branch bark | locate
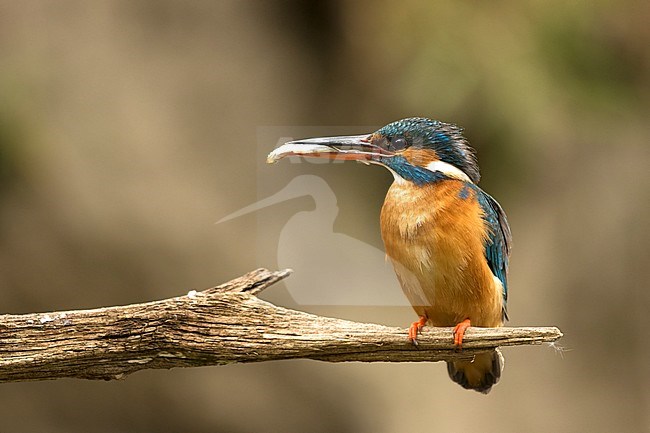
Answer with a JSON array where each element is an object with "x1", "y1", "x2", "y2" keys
[{"x1": 0, "y1": 268, "x2": 562, "y2": 383}]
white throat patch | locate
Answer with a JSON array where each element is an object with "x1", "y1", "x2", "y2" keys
[{"x1": 424, "y1": 160, "x2": 472, "y2": 183}]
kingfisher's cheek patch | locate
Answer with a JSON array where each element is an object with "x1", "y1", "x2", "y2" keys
[{"x1": 401, "y1": 148, "x2": 439, "y2": 167}]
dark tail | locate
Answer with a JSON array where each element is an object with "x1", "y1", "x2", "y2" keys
[{"x1": 446, "y1": 349, "x2": 504, "y2": 394}]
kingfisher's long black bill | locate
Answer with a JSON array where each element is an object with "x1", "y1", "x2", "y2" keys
[{"x1": 267, "y1": 134, "x2": 386, "y2": 164}]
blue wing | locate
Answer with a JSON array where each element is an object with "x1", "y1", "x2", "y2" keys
[{"x1": 476, "y1": 188, "x2": 512, "y2": 320}]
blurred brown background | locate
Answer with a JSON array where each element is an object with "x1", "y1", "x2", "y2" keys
[{"x1": 1, "y1": 1, "x2": 649, "y2": 432}]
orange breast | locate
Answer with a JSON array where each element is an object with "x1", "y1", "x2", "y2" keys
[{"x1": 380, "y1": 180, "x2": 503, "y2": 327}]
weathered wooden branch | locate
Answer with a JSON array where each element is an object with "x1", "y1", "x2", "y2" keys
[{"x1": 0, "y1": 268, "x2": 562, "y2": 382}]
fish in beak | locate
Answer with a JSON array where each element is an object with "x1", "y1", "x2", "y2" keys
[{"x1": 267, "y1": 134, "x2": 389, "y2": 164}]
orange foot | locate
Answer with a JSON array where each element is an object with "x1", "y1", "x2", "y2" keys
[
  {"x1": 408, "y1": 316, "x2": 428, "y2": 346},
  {"x1": 453, "y1": 318, "x2": 472, "y2": 349}
]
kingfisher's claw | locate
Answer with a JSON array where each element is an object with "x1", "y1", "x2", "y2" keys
[
  {"x1": 452, "y1": 318, "x2": 472, "y2": 350},
  {"x1": 407, "y1": 316, "x2": 428, "y2": 346}
]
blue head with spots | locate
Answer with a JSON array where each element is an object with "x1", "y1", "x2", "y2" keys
[{"x1": 369, "y1": 117, "x2": 481, "y2": 184}]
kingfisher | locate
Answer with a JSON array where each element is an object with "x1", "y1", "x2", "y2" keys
[{"x1": 267, "y1": 117, "x2": 512, "y2": 393}]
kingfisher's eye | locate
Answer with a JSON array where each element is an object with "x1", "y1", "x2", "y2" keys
[{"x1": 390, "y1": 137, "x2": 407, "y2": 151}]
